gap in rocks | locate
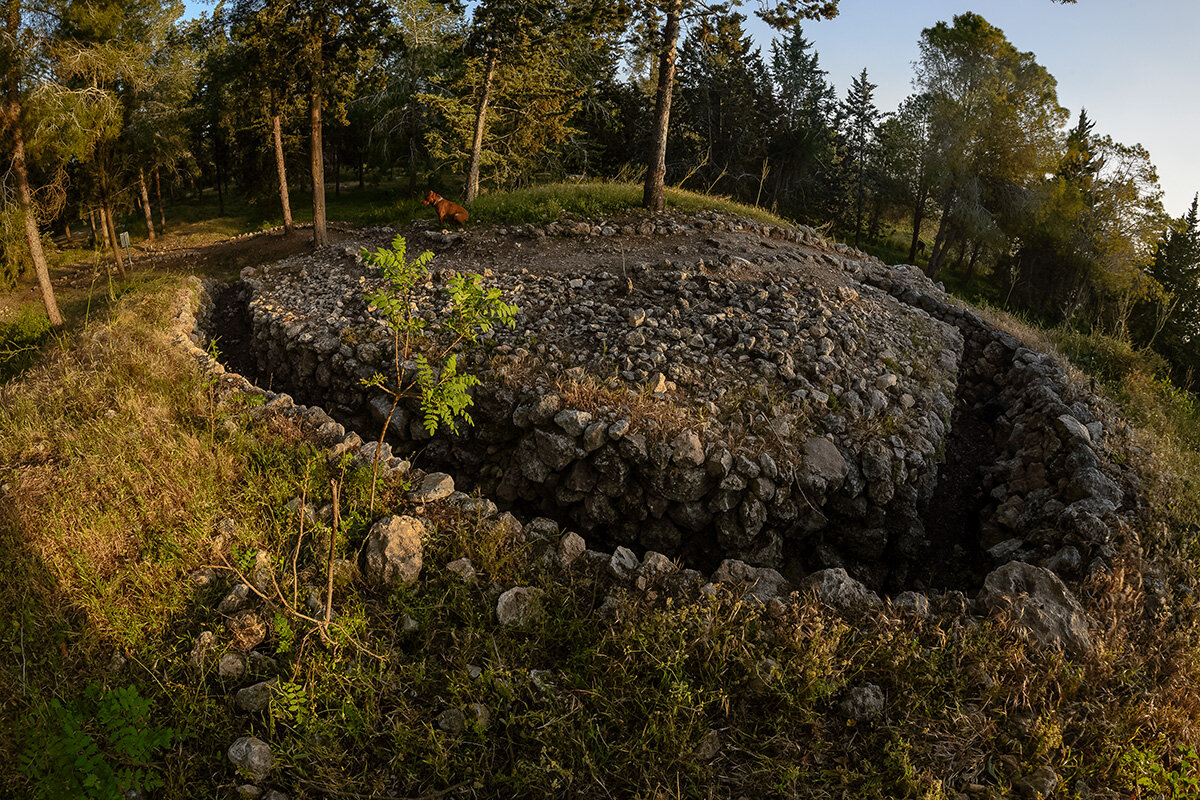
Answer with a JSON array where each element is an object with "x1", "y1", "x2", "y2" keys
[{"x1": 912, "y1": 391, "x2": 997, "y2": 590}]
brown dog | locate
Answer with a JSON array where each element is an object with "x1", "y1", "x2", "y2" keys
[{"x1": 422, "y1": 190, "x2": 469, "y2": 226}]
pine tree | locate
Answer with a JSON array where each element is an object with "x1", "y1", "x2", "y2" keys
[
  {"x1": 763, "y1": 27, "x2": 837, "y2": 222},
  {"x1": 770, "y1": 28, "x2": 833, "y2": 133},
  {"x1": 1146, "y1": 194, "x2": 1200, "y2": 378},
  {"x1": 639, "y1": 0, "x2": 840, "y2": 213},
  {"x1": 840, "y1": 67, "x2": 879, "y2": 245},
  {"x1": 1, "y1": 0, "x2": 63, "y2": 323},
  {"x1": 674, "y1": 12, "x2": 774, "y2": 198}
]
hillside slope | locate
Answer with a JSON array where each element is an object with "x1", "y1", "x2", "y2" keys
[{"x1": 2, "y1": 208, "x2": 1199, "y2": 799}]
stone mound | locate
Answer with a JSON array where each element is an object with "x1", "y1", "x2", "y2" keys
[{"x1": 200, "y1": 211, "x2": 1140, "y2": 592}]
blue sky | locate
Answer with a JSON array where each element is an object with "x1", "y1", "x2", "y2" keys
[
  {"x1": 743, "y1": 0, "x2": 1200, "y2": 217},
  {"x1": 183, "y1": 0, "x2": 1198, "y2": 217}
]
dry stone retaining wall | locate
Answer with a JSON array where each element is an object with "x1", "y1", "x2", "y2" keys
[{"x1": 196, "y1": 214, "x2": 1138, "y2": 593}]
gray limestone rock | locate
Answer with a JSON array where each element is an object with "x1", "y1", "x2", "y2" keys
[
  {"x1": 978, "y1": 561, "x2": 1093, "y2": 656},
  {"x1": 497, "y1": 587, "x2": 543, "y2": 626},
  {"x1": 227, "y1": 736, "x2": 273, "y2": 782},
  {"x1": 670, "y1": 429, "x2": 705, "y2": 467},
  {"x1": 803, "y1": 568, "x2": 880, "y2": 611},
  {"x1": 408, "y1": 472, "x2": 455, "y2": 503},
  {"x1": 361, "y1": 515, "x2": 424, "y2": 589},
  {"x1": 558, "y1": 532, "x2": 586, "y2": 568},
  {"x1": 236, "y1": 680, "x2": 277, "y2": 713},
  {"x1": 839, "y1": 683, "x2": 885, "y2": 720}
]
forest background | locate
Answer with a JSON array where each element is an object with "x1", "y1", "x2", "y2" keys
[{"x1": 4, "y1": 0, "x2": 1200, "y2": 389}]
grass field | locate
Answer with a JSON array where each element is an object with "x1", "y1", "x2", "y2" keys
[{"x1": 3, "y1": 184, "x2": 1200, "y2": 798}]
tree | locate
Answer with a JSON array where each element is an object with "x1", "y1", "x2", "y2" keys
[
  {"x1": 673, "y1": 12, "x2": 774, "y2": 199},
  {"x1": 364, "y1": 0, "x2": 462, "y2": 194},
  {"x1": 639, "y1": 0, "x2": 839, "y2": 213},
  {"x1": 914, "y1": 12, "x2": 1066, "y2": 279},
  {"x1": 2, "y1": 0, "x2": 63, "y2": 324},
  {"x1": 455, "y1": 0, "x2": 620, "y2": 205},
  {"x1": 53, "y1": 0, "x2": 184, "y2": 273},
  {"x1": 1145, "y1": 194, "x2": 1200, "y2": 379},
  {"x1": 767, "y1": 26, "x2": 837, "y2": 221},
  {"x1": 421, "y1": 29, "x2": 588, "y2": 194},
  {"x1": 277, "y1": 0, "x2": 392, "y2": 246},
  {"x1": 840, "y1": 67, "x2": 879, "y2": 245},
  {"x1": 230, "y1": 0, "x2": 307, "y2": 233}
]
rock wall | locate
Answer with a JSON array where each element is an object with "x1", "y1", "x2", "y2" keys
[
  {"x1": 859, "y1": 263, "x2": 1135, "y2": 580},
  {"x1": 198, "y1": 214, "x2": 1138, "y2": 591}
]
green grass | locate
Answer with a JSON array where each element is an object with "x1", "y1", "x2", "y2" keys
[
  {"x1": 470, "y1": 180, "x2": 794, "y2": 227},
  {"x1": 0, "y1": 302, "x2": 54, "y2": 382},
  {"x1": 1, "y1": 276, "x2": 1200, "y2": 799}
]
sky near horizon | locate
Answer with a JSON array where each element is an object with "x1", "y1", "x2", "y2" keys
[
  {"x1": 746, "y1": 0, "x2": 1198, "y2": 217},
  {"x1": 182, "y1": 0, "x2": 1199, "y2": 217}
]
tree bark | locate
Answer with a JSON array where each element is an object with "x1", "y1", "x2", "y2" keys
[
  {"x1": 138, "y1": 167, "x2": 156, "y2": 243},
  {"x1": 643, "y1": 0, "x2": 682, "y2": 213},
  {"x1": 215, "y1": 159, "x2": 225, "y2": 216},
  {"x1": 97, "y1": 206, "x2": 111, "y2": 248},
  {"x1": 88, "y1": 207, "x2": 97, "y2": 245},
  {"x1": 464, "y1": 47, "x2": 498, "y2": 206},
  {"x1": 926, "y1": 191, "x2": 954, "y2": 279},
  {"x1": 964, "y1": 239, "x2": 983, "y2": 283},
  {"x1": 154, "y1": 167, "x2": 166, "y2": 233},
  {"x1": 270, "y1": 89, "x2": 293, "y2": 233},
  {"x1": 333, "y1": 141, "x2": 340, "y2": 196},
  {"x1": 100, "y1": 196, "x2": 125, "y2": 276},
  {"x1": 64, "y1": 220, "x2": 71, "y2": 241},
  {"x1": 310, "y1": 89, "x2": 327, "y2": 247},
  {"x1": 907, "y1": 181, "x2": 928, "y2": 264},
  {"x1": 3, "y1": 73, "x2": 63, "y2": 326}
]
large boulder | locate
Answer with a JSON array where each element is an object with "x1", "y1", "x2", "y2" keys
[
  {"x1": 361, "y1": 515, "x2": 424, "y2": 589},
  {"x1": 798, "y1": 437, "x2": 848, "y2": 497},
  {"x1": 802, "y1": 568, "x2": 880, "y2": 611},
  {"x1": 978, "y1": 561, "x2": 1093, "y2": 656}
]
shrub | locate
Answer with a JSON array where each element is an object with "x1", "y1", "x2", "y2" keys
[{"x1": 19, "y1": 684, "x2": 173, "y2": 800}]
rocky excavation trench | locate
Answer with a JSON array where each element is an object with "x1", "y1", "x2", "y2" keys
[{"x1": 199, "y1": 213, "x2": 1138, "y2": 595}]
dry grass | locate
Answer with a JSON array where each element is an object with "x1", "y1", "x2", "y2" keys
[
  {"x1": 5, "y1": 197, "x2": 1200, "y2": 799},
  {"x1": 0, "y1": 280, "x2": 242, "y2": 646}
]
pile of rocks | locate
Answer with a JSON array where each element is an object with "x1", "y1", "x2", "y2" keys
[
  {"x1": 170, "y1": 275, "x2": 1113, "y2": 794},
  {"x1": 197, "y1": 210, "x2": 1136, "y2": 593}
]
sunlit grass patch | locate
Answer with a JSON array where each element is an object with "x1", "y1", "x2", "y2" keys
[{"x1": 470, "y1": 180, "x2": 793, "y2": 228}]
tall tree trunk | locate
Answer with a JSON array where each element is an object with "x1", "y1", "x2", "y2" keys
[
  {"x1": 270, "y1": 89, "x2": 293, "y2": 233},
  {"x1": 907, "y1": 182, "x2": 928, "y2": 263},
  {"x1": 98, "y1": 206, "x2": 111, "y2": 248},
  {"x1": 3, "y1": 72, "x2": 63, "y2": 326},
  {"x1": 643, "y1": 0, "x2": 682, "y2": 213},
  {"x1": 64, "y1": 220, "x2": 71, "y2": 241},
  {"x1": 215, "y1": 159, "x2": 225, "y2": 216},
  {"x1": 310, "y1": 89, "x2": 327, "y2": 247},
  {"x1": 952, "y1": 238, "x2": 968, "y2": 272},
  {"x1": 100, "y1": 195, "x2": 125, "y2": 276},
  {"x1": 926, "y1": 191, "x2": 954, "y2": 279},
  {"x1": 138, "y1": 168, "x2": 156, "y2": 243},
  {"x1": 964, "y1": 239, "x2": 983, "y2": 283},
  {"x1": 88, "y1": 207, "x2": 97, "y2": 246},
  {"x1": 154, "y1": 167, "x2": 166, "y2": 233},
  {"x1": 854, "y1": 154, "x2": 865, "y2": 246},
  {"x1": 465, "y1": 47, "x2": 498, "y2": 206}
]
